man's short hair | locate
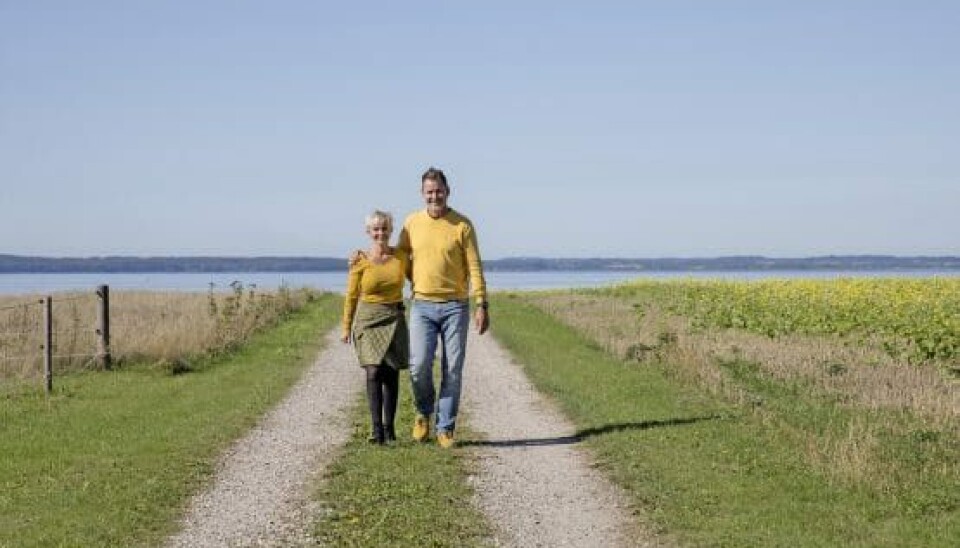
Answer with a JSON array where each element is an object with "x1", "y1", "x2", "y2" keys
[{"x1": 421, "y1": 167, "x2": 449, "y2": 190}]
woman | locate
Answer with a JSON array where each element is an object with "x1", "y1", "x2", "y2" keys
[{"x1": 341, "y1": 210, "x2": 410, "y2": 444}]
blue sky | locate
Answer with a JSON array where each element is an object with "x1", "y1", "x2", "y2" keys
[{"x1": 2, "y1": 1, "x2": 957, "y2": 258}]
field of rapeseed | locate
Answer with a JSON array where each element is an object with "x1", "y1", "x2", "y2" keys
[{"x1": 616, "y1": 278, "x2": 960, "y2": 365}]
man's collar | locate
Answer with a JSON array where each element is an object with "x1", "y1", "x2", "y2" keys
[{"x1": 425, "y1": 207, "x2": 451, "y2": 219}]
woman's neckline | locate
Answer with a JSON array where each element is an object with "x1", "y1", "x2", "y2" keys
[{"x1": 367, "y1": 246, "x2": 394, "y2": 265}]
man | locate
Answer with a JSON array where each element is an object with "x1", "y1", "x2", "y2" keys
[{"x1": 398, "y1": 167, "x2": 489, "y2": 448}]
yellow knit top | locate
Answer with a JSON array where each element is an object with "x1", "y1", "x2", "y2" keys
[
  {"x1": 341, "y1": 248, "x2": 409, "y2": 337},
  {"x1": 397, "y1": 208, "x2": 487, "y2": 305}
]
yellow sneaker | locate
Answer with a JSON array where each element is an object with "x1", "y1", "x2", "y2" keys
[
  {"x1": 437, "y1": 431, "x2": 456, "y2": 449},
  {"x1": 412, "y1": 414, "x2": 430, "y2": 442}
]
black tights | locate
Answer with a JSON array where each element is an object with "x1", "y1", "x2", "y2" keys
[{"x1": 365, "y1": 365, "x2": 399, "y2": 438}]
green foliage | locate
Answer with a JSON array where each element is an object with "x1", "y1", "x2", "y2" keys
[{"x1": 614, "y1": 278, "x2": 960, "y2": 365}]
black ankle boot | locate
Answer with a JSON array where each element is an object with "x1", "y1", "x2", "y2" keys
[
  {"x1": 384, "y1": 424, "x2": 396, "y2": 443},
  {"x1": 369, "y1": 425, "x2": 385, "y2": 445}
]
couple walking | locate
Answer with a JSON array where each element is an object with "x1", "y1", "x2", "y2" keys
[{"x1": 340, "y1": 167, "x2": 489, "y2": 448}]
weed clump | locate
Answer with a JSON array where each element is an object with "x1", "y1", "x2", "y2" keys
[
  {"x1": 157, "y1": 357, "x2": 193, "y2": 376},
  {"x1": 206, "y1": 282, "x2": 317, "y2": 356}
]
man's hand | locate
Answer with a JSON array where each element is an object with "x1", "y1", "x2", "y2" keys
[
  {"x1": 474, "y1": 306, "x2": 489, "y2": 335},
  {"x1": 347, "y1": 249, "x2": 366, "y2": 268},
  {"x1": 341, "y1": 333, "x2": 350, "y2": 344}
]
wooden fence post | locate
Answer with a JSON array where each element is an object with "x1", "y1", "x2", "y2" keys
[
  {"x1": 43, "y1": 296, "x2": 52, "y2": 394},
  {"x1": 96, "y1": 285, "x2": 112, "y2": 370}
]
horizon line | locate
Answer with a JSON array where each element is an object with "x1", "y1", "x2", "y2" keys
[{"x1": 3, "y1": 253, "x2": 960, "y2": 261}]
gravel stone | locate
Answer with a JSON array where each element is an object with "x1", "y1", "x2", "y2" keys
[
  {"x1": 462, "y1": 332, "x2": 661, "y2": 547},
  {"x1": 165, "y1": 330, "x2": 360, "y2": 547}
]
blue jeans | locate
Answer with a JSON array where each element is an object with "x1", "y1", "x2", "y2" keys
[{"x1": 408, "y1": 299, "x2": 470, "y2": 433}]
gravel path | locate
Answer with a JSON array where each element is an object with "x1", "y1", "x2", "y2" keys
[
  {"x1": 166, "y1": 330, "x2": 360, "y2": 548},
  {"x1": 462, "y1": 332, "x2": 657, "y2": 547},
  {"x1": 163, "y1": 328, "x2": 657, "y2": 547}
]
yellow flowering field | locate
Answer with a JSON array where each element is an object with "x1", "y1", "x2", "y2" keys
[{"x1": 616, "y1": 277, "x2": 960, "y2": 365}]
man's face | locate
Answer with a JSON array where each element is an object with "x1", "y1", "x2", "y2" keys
[{"x1": 422, "y1": 178, "x2": 449, "y2": 218}]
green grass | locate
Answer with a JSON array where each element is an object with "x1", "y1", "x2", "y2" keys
[
  {"x1": 490, "y1": 293, "x2": 959, "y2": 547},
  {"x1": 312, "y1": 372, "x2": 491, "y2": 547},
  {"x1": 0, "y1": 294, "x2": 341, "y2": 548}
]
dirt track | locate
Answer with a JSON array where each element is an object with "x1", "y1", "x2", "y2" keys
[
  {"x1": 462, "y1": 331, "x2": 656, "y2": 547},
  {"x1": 165, "y1": 330, "x2": 359, "y2": 547},
  {"x1": 165, "y1": 328, "x2": 655, "y2": 547}
]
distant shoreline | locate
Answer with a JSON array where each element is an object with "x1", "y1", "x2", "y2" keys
[{"x1": 2, "y1": 254, "x2": 959, "y2": 273}]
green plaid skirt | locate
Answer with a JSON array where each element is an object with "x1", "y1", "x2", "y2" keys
[{"x1": 351, "y1": 301, "x2": 409, "y2": 369}]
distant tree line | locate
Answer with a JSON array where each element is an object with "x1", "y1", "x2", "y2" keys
[
  {"x1": 488, "y1": 256, "x2": 960, "y2": 271},
  {"x1": 2, "y1": 254, "x2": 958, "y2": 273},
  {"x1": 0, "y1": 255, "x2": 345, "y2": 273}
]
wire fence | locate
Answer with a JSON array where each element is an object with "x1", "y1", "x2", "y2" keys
[
  {"x1": 1, "y1": 283, "x2": 322, "y2": 394},
  {"x1": 0, "y1": 300, "x2": 43, "y2": 312},
  {"x1": 0, "y1": 288, "x2": 107, "y2": 393}
]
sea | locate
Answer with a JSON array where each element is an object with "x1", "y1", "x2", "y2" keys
[{"x1": 0, "y1": 269, "x2": 957, "y2": 296}]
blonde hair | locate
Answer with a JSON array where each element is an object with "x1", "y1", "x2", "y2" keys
[{"x1": 364, "y1": 210, "x2": 393, "y2": 232}]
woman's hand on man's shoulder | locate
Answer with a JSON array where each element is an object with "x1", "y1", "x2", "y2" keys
[{"x1": 347, "y1": 249, "x2": 367, "y2": 268}]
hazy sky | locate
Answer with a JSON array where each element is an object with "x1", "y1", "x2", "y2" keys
[{"x1": 2, "y1": 1, "x2": 958, "y2": 259}]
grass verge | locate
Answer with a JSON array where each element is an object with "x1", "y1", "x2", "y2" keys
[
  {"x1": 0, "y1": 294, "x2": 341, "y2": 547},
  {"x1": 312, "y1": 371, "x2": 491, "y2": 547},
  {"x1": 490, "y1": 294, "x2": 959, "y2": 547}
]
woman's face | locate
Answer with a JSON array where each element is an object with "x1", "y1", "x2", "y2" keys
[{"x1": 367, "y1": 221, "x2": 391, "y2": 245}]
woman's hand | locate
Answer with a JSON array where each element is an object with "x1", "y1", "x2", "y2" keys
[
  {"x1": 347, "y1": 249, "x2": 367, "y2": 268},
  {"x1": 341, "y1": 333, "x2": 350, "y2": 344}
]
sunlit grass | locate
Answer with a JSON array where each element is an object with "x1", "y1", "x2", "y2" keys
[
  {"x1": 0, "y1": 294, "x2": 340, "y2": 547},
  {"x1": 312, "y1": 372, "x2": 491, "y2": 547}
]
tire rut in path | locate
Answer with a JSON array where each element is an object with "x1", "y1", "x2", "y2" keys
[
  {"x1": 166, "y1": 329, "x2": 360, "y2": 548},
  {"x1": 462, "y1": 332, "x2": 658, "y2": 547}
]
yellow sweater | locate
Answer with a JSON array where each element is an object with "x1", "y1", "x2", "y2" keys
[
  {"x1": 341, "y1": 248, "x2": 409, "y2": 337},
  {"x1": 397, "y1": 208, "x2": 487, "y2": 305}
]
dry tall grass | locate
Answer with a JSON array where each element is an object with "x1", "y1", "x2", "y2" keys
[
  {"x1": 0, "y1": 285, "x2": 319, "y2": 381},
  {"x1": 525, "y1": 292, "x2": 958, "y2": 423},
  {"x1": 522, "y1": 290, "x2": 959, "y2": 490}
]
